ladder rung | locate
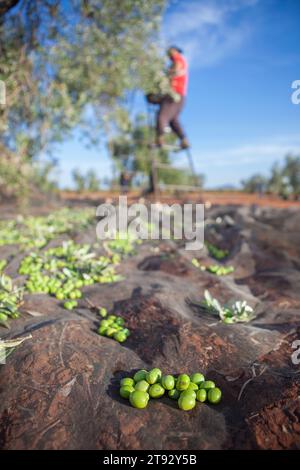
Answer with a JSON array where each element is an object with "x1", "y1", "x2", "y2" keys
[
  {"x1": 158, "y1": 184, "x2": 200, "y2": 192},
  {"x1": 155, "y1": 163, "x2": 193, "y2": 172},
  {"x1": 155, "y1": 163, "x2": 179, "y2": 170},
  {"x1": 160, "y1": 144, "x2": 182, "y2": 152}
]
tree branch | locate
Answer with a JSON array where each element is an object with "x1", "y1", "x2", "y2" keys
[{"x1": 0, "y1": 0, "x2": 20, "y2": 17}]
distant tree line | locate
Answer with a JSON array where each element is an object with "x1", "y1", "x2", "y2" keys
[
  {"x1": 241, "y1": 154, "x2": 300, "y2": 200},
  {"x1": 71, "y1": 168, "x2": 101, "y2": 192}
]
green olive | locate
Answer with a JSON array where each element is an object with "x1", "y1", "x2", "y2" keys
[
  {"x1": 106, "y1": 327, "x2": 118, "y2": 337},
  {"x1": 186, "y1": 382, "x2": 198, "y2": 392},
  {"x1": 113, "y1": 331, "x2": 127, "y2": 343},
  {"x1": 168, "y1": 389, "x2": 180, "y2": 400},
  {"x1": 190, "y1": 373, "x2": 205, "y2": 386},
  {"x1": 0, "y1": 312, "x2": 8, "y2": 322},
  {"x1": 129, "y1": 390, "x2": 149, "y2": 409},
  {"x1": 149, "y1": 383, "x2": 165, "y2": 398},
  {"x1": 178, "y1": 393, "x2": 196, "y2": 411},
  {"x1": 161, "y1": 375, "x2": 175, "y2": 391},
  {"x1": 146, "y1": 368, "x2": 162, "y2": 385},
  {"x1": 180, "y1": 389, "x2": 196, "y2": 400},
  {"x1": 119, "y1": 385, "x2": 135, "y2": 399},
  {"x1": 99, "y1": 307, "x2": 107, "y2": 317},
  {"x1": 64, "y1": 301, "x2": 74, "y2": 310},
  {"x1": 135, "y1": 380, "x2": 150, "y2": 393},
  {"x1": 133, "y1": 370, "x2": 148, "y2": 382},
  {"x1": 120, "y1": 377, "x2": 135, "y2": 387},
  {"x1": 199, "y1": 380, "x2": 215, "y2": 390},
  {"x1": 98, "y1": 326, "x2": 107, "y2": 335},
  {"x1": 176, "y1": 374, "x2": 190, "y2": 391},
  {"x1": 196, "y1": 389, "x2": 207, "y2": 402},
  {"x1": 207, "y1": 387, "x2": 222, "y2": 404}
]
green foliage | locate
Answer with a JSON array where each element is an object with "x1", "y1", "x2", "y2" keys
[
  {"x1": 0, "y1": 152, "x2": 58, "y2": 201},
  {"x1": 110, "y1": 114, "x2": 204, "y2": 187},
  {"x1": 0, "y1": 207, "x2": 94, "y2": 248},
  {"x1": 104, "y1": 232, "x2": 141, "y2": 256},
  {"x1": 72, "y1": 168, "x2": 101, "y2": 192},
  {"x1": 202, "y1": 290, "x2": 256, "y2": 324},
  {"x1": 1, "y1": 0, "x2": 166, "y2": 152},
  {"x1": 268, "y1": 155, "x2": 300, "y2": 199},
  {"x1": 0, "y1": 151, "x2": 29, "y2": 200},
  {"x1": 31, "y1": 158, "x2": 59, "y2": 194},
  {"x1": 19, "y1": 240, "x2": 122, "y2": 305},
  {"x1": 0, "y1": 274, "x2": 23, "y2": 327},
  {"x1": 191, "y1": 259, "x2": 234, "y2": 276},
  {"x1": 241, "y1": 174, "x2": 268, "y2": 194},
  {"x1": 241, "y1": 154, "x2": 300, "y2": 199},
  {"x1": 0, "y1": 207, "x2": 141, "y2": 324},
  {"x1": 109, "y1": 114, "x2": 160, "y2": 176},
  {"x1": 284, "y1": 155, "x2": 300, "y2": 196},
  {"x1": 0, "y1": 260, "x2": 7, "y2": 272},
  {"x1": 98, "y1": 314, "x2": 130, "y2": 343},
  {"x1": 0, "y1": 0, "x2": 166, "y2": 198},
  {"x1": 205, "y1": 242, "x2": 228, "y2": 260}
]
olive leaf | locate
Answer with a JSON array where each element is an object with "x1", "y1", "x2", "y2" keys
[
  {"x1": 203, "y1": 290, "x2": 223, "y2": 315},
  {"x1": 0, "y1": 334, "x2": 32, "y2": 363},
  {"x1": 0, "y1": 274, "x2": 12, "y2": 292},
  {"x1": 0, "y1": 334, "x2": 32, "y2": 349},
  {"x1": 24, "y1": 310, "x2": 44, "y2": 317},
  {"x1": 0, "y1": 274, "x2": 23, "y2": 326},
  {"x1": 202, "y1": 290, "x2": 256, "y2": 324}
]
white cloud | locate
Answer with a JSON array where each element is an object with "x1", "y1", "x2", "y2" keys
[
  {"x1": 164, "y1": 0, "x2": 260, "y2": 67},
  {"x1": 189, "y1": 133, "x2": 300, "y2": 187},
  {"x1": 194, "y1": 134, "x2": 300, "y2": 169}
]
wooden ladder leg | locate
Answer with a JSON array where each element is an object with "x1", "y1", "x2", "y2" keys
[
  {"x1": 151, "y1": 155, "x2": 159, "y2": 200},
  {"x1": 186, "y1": 148, "x2": 198, "y2": 186}
]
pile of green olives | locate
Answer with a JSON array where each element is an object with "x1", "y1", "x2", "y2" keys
[
  {"x1": 119, "y1": 368, "x2": 222, "y2": 410},
  {"x1": 19, "y1": 241, "x2": 120, "y2": 309},
  {"x1": 0, "y1": 208, "x2": 95, "y2": 249},
  {"x1": 98, "y1": 308, "x2": 130, "y2": 343},
  {"x1": 0, "y1": 273, "x2": 23, "y2": 326}
]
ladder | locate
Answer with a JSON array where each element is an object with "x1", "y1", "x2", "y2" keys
[
  {"x1": 150, "y1": 145, "x2": 200, "y2": 197},
  {"x1": 146, "y1": 101, "x2": 201, "y2": 197}
]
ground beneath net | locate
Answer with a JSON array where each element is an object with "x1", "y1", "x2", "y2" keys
[{"x1": 0, "y1": 203, "x2": 299, "y2": 450}]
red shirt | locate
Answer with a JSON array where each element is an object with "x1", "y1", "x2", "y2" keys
[{"x1": 170, "y1": 52, "x2": 188, "y2": 96}]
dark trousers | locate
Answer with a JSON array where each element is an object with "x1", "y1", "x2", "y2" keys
[{"x1": 156, "y1": 95, "x2": 186, "y2": 139}]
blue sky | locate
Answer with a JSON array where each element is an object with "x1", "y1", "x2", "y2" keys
[{"x1": 55, "y1": 0, "x2": 300, "y2": 189}]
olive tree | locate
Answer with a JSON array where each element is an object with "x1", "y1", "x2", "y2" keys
[{"x1": 0, "y1": 0, "x2": 166, "y2": 198}]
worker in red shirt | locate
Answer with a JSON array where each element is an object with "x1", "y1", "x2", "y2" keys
[{"x1": 156, "y1": 46, "x2": 189, "y2": 149}]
